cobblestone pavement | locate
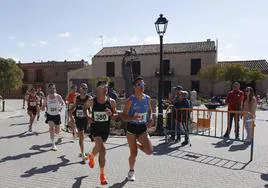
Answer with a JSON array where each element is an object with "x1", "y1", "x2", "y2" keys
[{"x1": 0, "y1": 100, "x2": 268, "y2": 188}]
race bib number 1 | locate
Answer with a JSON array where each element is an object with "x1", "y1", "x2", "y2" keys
[{"x1": 94, "y1": 112, "x2": 109, "y2": 122}]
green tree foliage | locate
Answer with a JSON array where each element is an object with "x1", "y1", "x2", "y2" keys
[
  {"x1": 217, "y1": 64, "x2": 246, "y2": 83},
  {"x1": 0, "y1": 58, "x2": 23, "y2": 98},
  {"x1": 245, "y1": 68, "x2": 267, "y2": 83}
]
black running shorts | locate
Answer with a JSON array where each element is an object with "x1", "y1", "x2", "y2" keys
[
  {"x1": 45, "y1": 113, "x2": 61, "y2": 125},
  {"x1": 75, "y1": 118, "x2": 88, "y2": 132},
  {"x1": 90, "y1": 123, "x2": 110, "y2": 142},
  {"x1": 127, "y1": 123, "x2": 147, "y2": 136}
]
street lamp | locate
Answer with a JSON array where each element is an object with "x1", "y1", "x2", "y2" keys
[{"x1": 155, "y1": 14, "x2": 168, "y2": 134}]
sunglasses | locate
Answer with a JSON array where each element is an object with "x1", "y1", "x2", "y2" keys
[
  {"x1": 136, "y1": 82, "x2": 145, "y2": 88},
  {"x1": 244, "y1": 90, "x2": 249, "y2": 92},
  {"x1": 98, "y1": 85, "x2": 108, "y2": 88},
  {"x1": 81, "y1": 87, "x2": 88, "y2": 90},
  {"x1": 49, "y1": 87, "x2": 55, "y2": 89}
]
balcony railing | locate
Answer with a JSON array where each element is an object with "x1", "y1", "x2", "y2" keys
[{"x1": 155, "y1": 68, "x2": 174, "y2": 76}]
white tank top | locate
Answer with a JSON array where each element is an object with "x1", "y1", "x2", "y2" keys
[{"x1": 46, "y1": 94, "x2": 61, "y2": 115}]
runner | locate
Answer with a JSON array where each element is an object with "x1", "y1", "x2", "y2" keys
[
  {"x1": 65, "y1": 85, "x2": 79, "y2": 140},
  {"x1": 25, "y1": 88, "x2": 40, "y2": 132},
  {"x1": 23, "y1": 89, "x2": 30, "y2": 109},
  {"x1": 43, "y1": 83, "x2": 65, "y2": 151},
  {"x1": 122, "y1": 77, "x2": 153, "y2": 181},
  {"x1": 84, "y1": 80, "x2": 118, "y2": 185},
  {"x1": 70, "y1": 83, "x2": 91, "y2": 162},
  {"x1": 36, "y1": 86, "x2": 45, "y2": 121}
]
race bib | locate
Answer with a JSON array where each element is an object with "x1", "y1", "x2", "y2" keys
[
  {"x1": 94, "y1": 111, "x2": 109, "y2": 122},
  {"x1": 50, "y1": 107, "x2": 58, "y2": 112},
  {"x1": 134, "y1": 113, "x2": 147, "y2": 123},
  {"x1": 76, "y1": 109, "x2": 85, "y2": 117},
  {"x1": 30, "y1": 102, "x2": 37, "y2": 106}
]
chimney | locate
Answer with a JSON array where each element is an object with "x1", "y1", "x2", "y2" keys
[{"x1": 207, "y1": 39, "x2": 211, "y2": 42}]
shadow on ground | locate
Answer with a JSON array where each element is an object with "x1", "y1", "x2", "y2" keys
[
  {"x1": 0, "y1": 139, "x2": 71, "y2": 163},
  {"x1": 21, "y1": 155, "x2": 80, "y2": 177},
  {"x1": 109, "y1": 178, "x2": 128, "y2": 188},
  {"x1": 72, "y1": 176, "x2": 88, "y2": 188},
  {"x1": 0, "y1": 131, "x2": 48, "y2": 140},
  {"x1": 153, "y1": 141, "x2": 251, "y2": 170},
  {"x1": 10, "y1": 122, "x2": 29, "y2": 126}
]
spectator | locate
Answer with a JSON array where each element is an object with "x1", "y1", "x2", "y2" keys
[
  {"x1": 223, "y1": 82, "x2": 244, "y2": 139},
  {"x1": 242, "y1": 87, "x2": 257, "y2": 141},
  {"x1": 171, "y1": 90, "x2": 191, "y2": 145},
  {"x1": 108, "y1": 84, "x2": 118, "y2": 101}
]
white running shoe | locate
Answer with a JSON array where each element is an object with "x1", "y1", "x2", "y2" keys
[
  {"x1": 51, "y1": 143, "x2": 57, "y2": 151},
  {"x1": 127, "y1": 170, "x2": 135, "y2": 181}
]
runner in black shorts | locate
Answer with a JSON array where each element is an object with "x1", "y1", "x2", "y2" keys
[
  {"x1": 84, "y1": 80, "x2": 118, "y2": 185},
  {"x1": 122, "y1": 77, "x2": 153, "y2": 181},
  {"x1": 43, "y1": 83, "x2": 64, "y2": 151},
  {"x1": 70, "y1": 83, "x2": 91, "y2": 162}
]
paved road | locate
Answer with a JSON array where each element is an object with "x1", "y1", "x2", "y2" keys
[{"x1": 0, "y1": 100, "x2": 268, "y2": 188}]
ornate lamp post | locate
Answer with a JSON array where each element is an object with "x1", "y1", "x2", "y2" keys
[{"x1": 155, "y1": 14, "x2": 168, "y2": 134}]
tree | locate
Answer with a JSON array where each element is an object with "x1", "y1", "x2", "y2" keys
[
  {"x1": 245, "y1": 68, "x2": 267, "y2": 83},
  {"x1": 0, "y1": 58, "x2": 23, "y2": 99},
  {"x1": 198, "y1": 64, "x2": 222, "y2": 97},
  {"x1": 217, "y1": 64, "x2": 247, "y2": 83}
]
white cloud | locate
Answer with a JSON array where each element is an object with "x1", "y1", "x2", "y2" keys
[
  {"x1": 17, "y1": 42, "x2": 25, "y2": 48},
  {"x1": 58, "y1": 32, "x2": 71, "y2": 38},
  {"x1": 39, "y1": 41, "x2": 48, "y2": 46}
]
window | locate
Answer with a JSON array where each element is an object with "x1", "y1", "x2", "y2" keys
[
  {"x1": 23, "y1": 69, "x2": 28, "y2": 82},
  {"x1": 191, "y1": 58, "x2": 201, "y2": 75},
  {"x1": 36, "y1": 69, "x2": 44, "y2": 82},
  {"x1": 106, "y1": 62, "x2": 115, "y2": 77},
  {"x1": 163, "y1": 59, "x2": 170, "y2": 75},
  {"x1": 191, "y1": 80, "x2": 200, "y2": 92},
  {"x1": 132, "y1": 61, "x2": 141, "y2": 77}
]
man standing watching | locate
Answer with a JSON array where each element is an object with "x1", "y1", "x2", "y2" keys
[{"x1": 223, "y1": 82, "x2": 244, "y2": 139}]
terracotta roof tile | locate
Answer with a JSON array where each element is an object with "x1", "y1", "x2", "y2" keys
[
  {"x1": 94, "y1": 40, "x2": 216, "y2": 57},
  {"x1": 218, "y1": 60, "x2": 268, "y2": 72}
]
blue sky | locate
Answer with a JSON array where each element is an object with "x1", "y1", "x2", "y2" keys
[{"x1": 0, "y1": 0, "x2": 267, "y2": 63}]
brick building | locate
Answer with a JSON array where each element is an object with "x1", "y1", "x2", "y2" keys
[{"x1": 8, "y1": 60, "x2": 87, "y2": 99}]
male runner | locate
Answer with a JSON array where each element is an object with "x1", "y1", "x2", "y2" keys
[
  {"x1": 65, "y1": 85, "x2": 79, "y2": 140},
  {"x1": 122, "y1": 77, "x2": 153, "y2": 181},
  {"x1": 70, "y1": 83, "x2": 91, "y2": 162},
  {"x1": 84, "y1": 80, "x2": 118, "y2": 185},
  {"x1": 43, "y1": 83, "x2": 64, "y2": 151},
  {"x1": 25, "y1": 88, "x2": 40, "y2": 132},
  {"x1": 36, "y1": 86, "x2": 45, "y2": 121}
]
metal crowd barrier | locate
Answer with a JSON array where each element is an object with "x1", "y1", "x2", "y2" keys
[{"x1": 164, "y1": 105, "x2": 255, "y2": 161}]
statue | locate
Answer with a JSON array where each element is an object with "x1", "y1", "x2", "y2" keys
[{"x1": 122, "y1": 47, "x2": 138, "y2": 98}]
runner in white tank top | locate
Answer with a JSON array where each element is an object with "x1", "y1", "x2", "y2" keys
[{"x1": 43, "y1": 83, "x2": 64, "y2": 151}]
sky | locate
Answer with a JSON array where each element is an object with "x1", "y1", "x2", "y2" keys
[{"x1": 0, "y1": 0, "x2": 267, "y2": 63}]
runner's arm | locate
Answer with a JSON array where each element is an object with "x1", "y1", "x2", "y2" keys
[
  {"x1": 110, "y1": 98, "x2": 118, "y2": 120},
  {"x1": 146, "y1": 97, "x2": 153, "y2": 127},
  {"x1": 84, "y1": 97, "x2": 93, "y2": 122},
  {"x1": 121, "y1": 99, "x2": 140, "y2": 121}
]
